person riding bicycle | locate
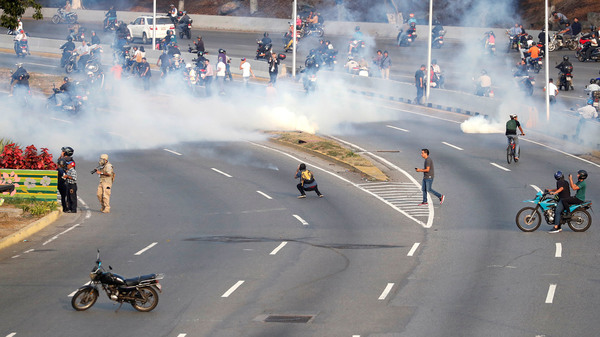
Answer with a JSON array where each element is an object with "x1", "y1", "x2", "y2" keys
[
  {"x1": 547, "y1": 171, "x2": 570, "y2": 233},
  {"x1": 505, "y1": 114, "x2": 525, "y2": 161}
]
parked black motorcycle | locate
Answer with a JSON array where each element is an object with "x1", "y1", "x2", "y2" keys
[
  {"x1": 71, "y1": 250, "x2": 164, "y2": 312},
  {"x1": 179, "y1": 19, "x2": 192, "y2": 40}
]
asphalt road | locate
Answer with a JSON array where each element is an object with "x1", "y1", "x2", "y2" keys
[
  {"x1": 1, "y1": 18, "x2": 600, "y2": 337},
  {"x1": 0, "y1": 94, "x2": 599, "y2": 336},
  {"x1": 5, "y1": 18, "x2": 600, "y2": 106}
]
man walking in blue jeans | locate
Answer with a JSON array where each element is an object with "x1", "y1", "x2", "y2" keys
[{"x1": 415, "y1": 148, "x2": 445, "y2": 205}]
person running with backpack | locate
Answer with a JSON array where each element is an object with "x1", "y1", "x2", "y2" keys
[{"x1": 295, "y1": 163, "x2": 323, "y2": 198}]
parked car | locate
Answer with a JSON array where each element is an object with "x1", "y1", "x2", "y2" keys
[{"x1": 128, "y1": 15, "x2": 175, "y2": 44}]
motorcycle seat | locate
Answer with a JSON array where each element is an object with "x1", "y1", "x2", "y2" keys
[{"x1": 124, "y1": 273, "x2": 157, "y2": 286}]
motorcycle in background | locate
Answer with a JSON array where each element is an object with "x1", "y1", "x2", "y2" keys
[{"x1": 52, "y1": 8, "x2": 78, "y2": 24}]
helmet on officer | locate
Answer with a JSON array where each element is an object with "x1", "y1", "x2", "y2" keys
[{"x1": 61, "y1": 146, "x2": 74, "y2": 156}]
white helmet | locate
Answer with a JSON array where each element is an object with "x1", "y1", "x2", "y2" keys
[{"x1": 186, "y1": 63, "x2": 192, "y2": 68}]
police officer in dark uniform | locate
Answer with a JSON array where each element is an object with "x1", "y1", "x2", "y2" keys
[
  {"x1": 10, "y1": 63, "x2": 30, "y2": 96},
  {"x1": 57, "y1": 158, "x2": 69, "y2": 212}
]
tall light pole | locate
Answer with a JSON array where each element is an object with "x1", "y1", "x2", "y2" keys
[
  {"x1": 152, "y1": 0, "x2": 156, "y2": 50},
  {"x1": 544, "y1": 0, "x2": 550, "y2": 120},
  {"x1": 292, "y1": 0, "x2": 297, "y2": 78},
  {"x1": 425, "y1": 0, "x2": 433, "y2": 100}
]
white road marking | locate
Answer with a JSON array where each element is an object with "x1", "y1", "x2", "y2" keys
[
  {"x1": 25, "y1": 62, "x2": 59, "y2": 68},
  {"x1": 523, "y1": 138, "x2": 600, "y2": 169},
  {"x1": 378, "y1": 283, "x2": 395, "y2": 300},
  {"x1": 49, "y1": 117, "x2": 73, "y2": 124},
  {"x1": 386, "y1": 125, "x2": 410, "y2": 132},
  {"x1": 293, "y1": 214, "x2": 309, "y2": 226},
  {"x1": 6, "y1": 333, "x2": 17, "y2": 337},
  {"x1": 530, "y1": 184, "x2": 542, "y2": 193},
  {"x1": 11, "y1": 249, "x2": 34, "y2": 259},
  {"x1": 545, "y1": 284, "x2": 557, "y2": 303},
  {"x1": 555, "y1": 243, "x2": 562, "y2": 258},
  {"x1": 211, "y1": 168, "x2": 232, "y2": 177},
  {"x1": 407, "y1": 242, "x2": 420, "y2": 256},
  {"x1": 249, "y1": 140, "x2": 432, "y2": 228},
  {"x1": 177, "y1": 334, "x2": 187, "y2": 337},
  {"x1": 164, "y1": 148, "x2": 183, "y2": 156},
  {"x1": 222, "y1": 280, "x2": 245, "y2": 298},
  {"x1": 442, "y1": 141, "x2": 463, "y2": 151},
  {"x1": 490, "y1": 162, "x2": 511, "y2": 172},
  {"x1": 256, "y1": 191, "x2": 273, "y2": 199},
  {"x1": 270, "y1": 241, "x2": 288, "y2": 255},
  {"x1": 42, "y1": 223, "x2": 80, "y2": 246},
  {"x1": 134, "y1": 242, "x2": 158, "y2": 255}
]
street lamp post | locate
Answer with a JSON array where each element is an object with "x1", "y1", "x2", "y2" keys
[
  {"x1": 425, "y1": 0, "x2": 433, "y2": 100},
  {"x1": 544, "y1": 0, "x2": 550, "y2": 120},
  {"x1": 292, "y1": 0, "x2": 297, "y2": 78}
]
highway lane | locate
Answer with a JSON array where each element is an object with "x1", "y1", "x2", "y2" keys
[
  {"x1": 0, "y1": 140, "x2": 425, "y2": 337},
  {"x1": 331, "y1": 101, "x2": 600, "y2": 336}
]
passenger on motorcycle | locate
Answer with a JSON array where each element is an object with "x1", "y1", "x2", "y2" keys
[
  {"x1": 407, "y1": 13, "x2": 417, "y2": 25},
  {"x1": 9, "y1": 63, "x2": 29, "y2": 96},
  {"x1": 352, "y1": 26, "x2": 363, "y2": 41},
  {"x1": 581, "y1": 32, "x2": 598, "y2": 61},
  {"x1": 547, "y1": 171, "x2": 570, "y2": 233},
  {"x1": 76, "y1": 40, "x2": 91, "y2": 71},
  {"x1": 514, "y1": 59, "x2": 528, "y2": 77},
  {"x1": 558, "y1": 22, "x2": 574, "y2": 38},
  {"x1": 563, "y1": 170, "x2": 588, "y2": 215},
  {"x1": 430, "y1": 59, "x2": 444, "y2": 89},
  {"x1": 306, "y1": 11, "x2": 319, "y2": 27},
  {"x1": 505, "y1": 114, "x2": 525, "y2": 160}
]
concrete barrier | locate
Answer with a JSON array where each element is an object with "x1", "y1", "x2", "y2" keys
[{"x1": 15, "y1": 7, "x2": 532, "y2": 42}]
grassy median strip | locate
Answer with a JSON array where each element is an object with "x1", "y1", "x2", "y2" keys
[
  {"x1": 269, "y1": 131, "x2": 388, "y2": 181},
  {"x1": 1, "y1": 67, "x2": 64, "y2": 95}
]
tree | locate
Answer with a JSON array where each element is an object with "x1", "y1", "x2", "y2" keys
[{"x1": 0, "y1": 0, "x2": 43, "y2": 30}]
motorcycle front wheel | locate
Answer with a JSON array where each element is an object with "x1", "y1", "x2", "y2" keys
[
  {"x1": 65, "y1": 63, "x2": 74, "y2": 74},
  {"x1": 567, "y1": 209, "x2": 592, "y2": 232},
  {"x1": 131, "y1": 286, "x2": 159, "y2": 312},
  {"x1": 516, "y1": 206, "x2": 541, "y2": 232},
  {"x1": 548, "y1": 42, "x2": 556, "y2": 52},
  {"x1": 567, "y1": 40, "x2": 578, "y2": 51},
  {"x1": 67, "y1": 14, "x2": 78, "y2": 24},
  {"x1": 51, "y1": 15, "x2": 61, "y2": 24},
  {"x1": 71, "y1": 288, "x2": 98, "y2": 311}
]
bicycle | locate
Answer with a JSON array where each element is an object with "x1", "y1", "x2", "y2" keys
[{"x1": 506, "y1": 134, "x2": 523, "y2": 164}]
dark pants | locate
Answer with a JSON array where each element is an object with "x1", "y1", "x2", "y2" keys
[
  {"x1": 422, "y1": 178, "x2": 442, "y2": 203},
  {"x1": 142, "y1": 75, "x2": 150, "y2": 90},
  {"x1": 562, "y1": 196, "x2": 583, "y2": 213},
  {"x1": 67, "y1": 183, "x2": 77, "y2": 212},
  {"x1": 204, "y1": 76, "x2": 213, "y2": 96},
  {"x1": 58, "y1": 182, "x2": 68, "y2": 211},
  {"x1": 297, "y1": 183, "x2": 322, "y2": 196}
]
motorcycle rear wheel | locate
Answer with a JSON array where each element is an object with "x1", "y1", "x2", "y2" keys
[
  {"x1": 67, "y1": 14, "x2": 78, "y2": 24},
  {"x1": 131, "y1": 286, "x2": 159, "y2": 312},
  {"x1": 548, "y1": 43, "x2": 556, "y2": 52},
  {"x1": 516, "y1": 206, "x2": 541, "y2": 232},
  {"x1": 567, "y1": 40, "x2": 578, "y2": 51},
  {"x1": 52, "y1": 15, "x2": 61, "y2": 24},
  {"x1": 577, "y1": 53, "x2": 585, "y2": 62},
  {"x1": 567, "y1": 209, "x2": 591, "y2": 232},
  {"x1": 71, "y1": 288, "x2": 98, "y2": 311},
  {"x1": 65, "y1": 63, "x2": 74, "y2": 74}
]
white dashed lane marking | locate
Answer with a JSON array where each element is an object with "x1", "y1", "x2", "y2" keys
[
  {"x1": 164, "y1": 148, "x2": 183, "y2": 156},
  {"x1": 378, "y1": 283, "x2": 395, "y2": 300},
  {"x1": 134, "y1": 242, "x2": 158, "y2": 255},
  {"x1": 407, "y1": 243, "x2": 420, "y2": 256},
  {"x1": 211, "y1": 168, "x2": 233, "y2": 177},
  {"x1": 545, "y1": 284, "x2": 557, "y2": 303},
  {"x1": 293, "y1": 214, "x2": 309, "y2": 226},
  {"x1": 490, "y1": 162, "x2": 511, "y2": 172},
  {"x1": 442, "y1": 141, "x2": 464, "y2": 151},
  {"x1": 221, "y1": 280, "x2": 245, "y2": 298},
  {"x1": 270, "y1": 242, "x2": 288, "y2": 255},
  {"x1": 386, "y1": 124, "x2": 410, "y2": 132},
  {"x1": 555, "y1": 243, "x2": 562, "y2": 258},
  {"x1": 256, "y1": 191, "x2": 273, "y2": 199}
]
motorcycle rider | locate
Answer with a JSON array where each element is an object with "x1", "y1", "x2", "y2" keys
[
  {"x1": 349, "y1": 26, "x2": 364, "y2": 55},
  {"x1": 555, "y1": 55, "x2": 573, "y2": 90},
  {"x1": 177, "y1": 11, "x2": 191, "y2": 33},
  {"x1": 474, "y1": 69, "x2": 492, "y2": 96},
  {"x1": 505, "y1": 114, "x2": 525, "y2": 161},
  {"x1": 90, "y1": 30, "x2": 100, "y2": 45},
  {"x1": 13, "y1": 29, "x2": 29, "y2": 55},
  {"x1": 580, "y1": 32, "x2": 598, "y2": 61},
  {"x1": 557, "y1": 22, "x2": 574, "y2": 38},
  {"x1": 585, "y1": 78, "x2": 600, "y2": 99},
  {"x1": 168, "y1": 4, "x2": 178, "y2": 24},
  {"x1": 547, "y1": 171, "x2": 570, "y2": 233},
  {"x1": 104, "y1": 6, "x2": 117, "y2": 29},
  {"x1": 258, "y1": 32, "x2": 272, "y2": 58},
  {"x1": 60, "y1": 37, "x2": 76, "y2": 67},
  {"x1": 9, "y1": 63, "x2": 30, "y2": 96},
  {"x1": 55, "y1": 76, "x2": 74, "y2": 107},
  {"x1": 525, "y1": 42, "x2": 540, "y2": 67}
]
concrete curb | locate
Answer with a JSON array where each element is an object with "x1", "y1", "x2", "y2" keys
[{"x1": 0, "y1": 210, "x2": 61, "y2": 251}]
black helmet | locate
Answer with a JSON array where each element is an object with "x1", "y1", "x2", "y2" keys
[
  {"x1": 590, "y1": 78, "x2": 597, "y2": 84},
  {"x1": 263, "y1": 32, "x2": 269, "y2": 37},
  {"x1": 63, "y1": 76, "x2": 69, "y2": 82},
  {"x1": 67, "y1": 36, "x2": 73, "y2": 42},
  {"x1": 554, "y1": 171, "x2": 563, "y2": 180},
  {"x1": 61, "y1": 146, "x2": 74, "y2": 156},
  {"x1": 577, "y1": 169, "x2": 588, "y2": 180},
  {"x1": 57, "y1": 158, "x2": 67, "y2": 167},
  {"x1": 563, "y1": 56, "x2": 569, "y2": 61},
  {"x1": 218, "y1": 48, "x2": 225, "y2": 53}
]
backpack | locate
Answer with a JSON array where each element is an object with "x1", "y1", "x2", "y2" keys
[
  {"x1": 301, "y1": 170, "x2": 314, "y2": 184},
  {"x1": 506, "y1": 119, "x2": 517, "y2": 132}
]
